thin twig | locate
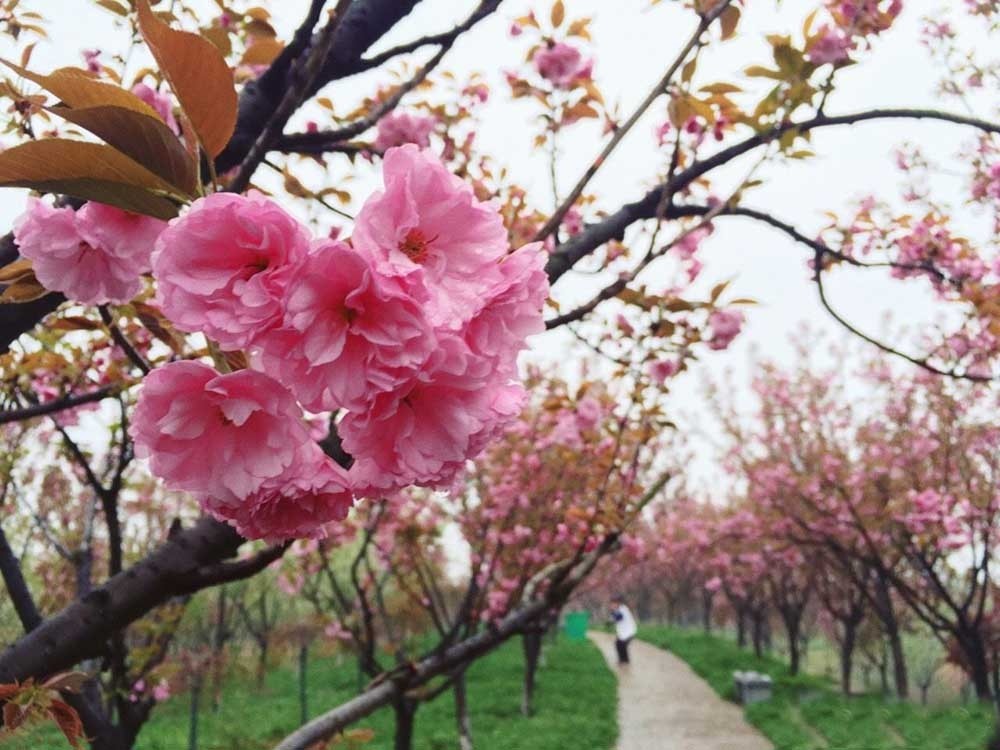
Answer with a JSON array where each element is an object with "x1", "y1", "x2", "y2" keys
[{"x1": 534, "y1": 0, "x2": 735, "y2": 242}]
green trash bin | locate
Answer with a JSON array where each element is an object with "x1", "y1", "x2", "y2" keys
[{"x1": 564, "y1": 611, "x2": 589, "y2": 641}]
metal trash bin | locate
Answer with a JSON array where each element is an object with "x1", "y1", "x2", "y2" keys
[{"x1": 733, "y1": 671, "x2": 773, "y2": 705}]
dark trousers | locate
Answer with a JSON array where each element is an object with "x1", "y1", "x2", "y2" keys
[{"x1": 615, "y1": 637, "x2": 632, "y2": 664}]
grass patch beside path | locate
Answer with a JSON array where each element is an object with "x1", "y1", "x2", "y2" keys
[
  {"x1": 2, "y1": 636, "x2": 616, "y2": 750},
  {"x1": 639, "y1": 625, "x2": 994, "y2": 750}
]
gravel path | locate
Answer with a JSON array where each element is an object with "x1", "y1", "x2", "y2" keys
[{"x1": 589, "y1": 631, "x2": 774, "y2": 750}]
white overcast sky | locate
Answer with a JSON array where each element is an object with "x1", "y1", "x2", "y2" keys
[{"x1": 2, "y1": 0, "x2": 993, "y2": 491}]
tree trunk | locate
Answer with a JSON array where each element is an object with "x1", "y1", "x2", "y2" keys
[
  {"x1": 751, "y1": 612, "x2": 765, "y2": 658},
  {"x1": 737, "y1": 611, "x2": 747, "y2": 648},
  {"x1": 187, "y1": 673, "x2": 203, "y2": 750},
  {"x1": 210, "y1": 587, "x2": 228, "y2": 713},
  {"x1": 298, "y1": 643, "x2": 309, "y2": 725},
  {"x1": 872, "y1": 573, "x2": 909, "y2": 699},
  {"x1": 453, "y1": 668, "x2": 473, "y2": 750},
  {"x1": 958, "y1": 634, "x2": 993, "y2": 702},
  {"x1": 701, "y1": 591, "x2": 713, "y2": 634},
  {"x1": 920, "y1": 684, "x2": 929, "y2": 706},
  {"x1": 256, "y1": 638, "x2": 269, "y2": 689},
  {"x1": 839, "y1": 622, "x2": 857, "y2": 696},
  {"x1": 392, "y1": 698, "x2": 417, "y2": 750},
  {"x1": 782, "y1": 610, "x2": 802, "y2": 676},
  {"x1": 521, "y1": 630, "x2": 543, "y2": 717},
  {"x1": 886, "y1": 625, "x2": 909, "y2": 700}
]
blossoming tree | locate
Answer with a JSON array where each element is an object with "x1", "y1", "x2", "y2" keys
[{"x1": 0, "y1": 0, "x2": 998, "y2": 748}]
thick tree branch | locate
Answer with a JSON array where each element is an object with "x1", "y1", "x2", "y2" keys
[
  {"x1": 0, "y1": 516, "x2": 248, "y2": 683},
  {"x1": 544, "y1": 107, "x2": 1000, "y2": 284},
  {"x1": 277, "y1": 1, "x2": 503, "y2": 154}
]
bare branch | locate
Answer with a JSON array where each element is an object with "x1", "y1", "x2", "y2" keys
[{"x1": 0, "y1": 387, "x2": 115, "y2": 426}]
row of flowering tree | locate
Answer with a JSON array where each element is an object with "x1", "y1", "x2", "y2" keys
[
  {"x1": 595, "y1": 340, "x2": 1000, "y2": 708},
  {"x1": 0, "y1": 0, "x2": 999, "y2": 748}
]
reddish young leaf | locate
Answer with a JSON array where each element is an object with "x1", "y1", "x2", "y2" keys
[{"x1": 47, "y1": 699, "x2": 85, "y2": 749}]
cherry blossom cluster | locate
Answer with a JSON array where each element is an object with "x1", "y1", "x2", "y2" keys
[
  {"x1": 15, "y1": 146, "x2": 548, "y2": 541},
  {"x1": 807, "y1": 0, "x2": 902, "y2": 66}
]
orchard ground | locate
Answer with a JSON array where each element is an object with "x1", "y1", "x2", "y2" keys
[{"x1": 6, "y1": 620, "x2": 995, "y2": 750}]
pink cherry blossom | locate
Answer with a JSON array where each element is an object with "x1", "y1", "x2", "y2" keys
[
  {"x1": 352, "y1": 145, "x2": 508, "y2": 327},
  {"x1": 13, "y1": 199, "x2": 165, "y2": 305},
  {"x1": 252, "y1": 241, "x2": 434, "y2": 412},
  {"x1": 532, "y1": 42, "x2": 592, "y2": 88},
  {"x1": 648, "y1": 358, "x2": 680, "y2": 385},
  {"x1": 462, "y1": 242, "x2": 549, "y2": 378},
  {"x1": 152, "y1": 192, "x2": 310, "y2": 350},
  {"x1": 807, "y1": 25, "x2": 854, "y2": 65},
  {"x1": 707, "y1": 309, "x2": 744, "y2": 350},
  {"x1": 130, "y1": 361, "x2": 312, "y2": 503},
  {"x1": 203, "y1": 447, "x2": 353, "y2": 541},
  {"x1": 343, "y1": 337, "x2": 525, "y2": 495},
  {"x1": 131, "y1": 82, "x2": 180, "y2": 135},
  {"x1": 373, "y1": 111, "x2": 436, "y2": 152},
  {"x1": 151, "y1": 679, "x2": 171, "y2": 702}
]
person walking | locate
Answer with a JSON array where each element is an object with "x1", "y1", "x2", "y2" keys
[{"x1": 609, "y1": 596, "x2": 637, "y2": 665}]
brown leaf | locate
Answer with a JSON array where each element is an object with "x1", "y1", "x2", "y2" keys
[
  {"x1": 48, "y1": 104, "x2": 196, "y2": 195},
  {"x1": 0, "y1": 275, "x2": 48, "y2": 303},
  {"x1": 241, "y1": 37, "x2": 284, "y2": 67},
  {"x1": 136, "y1": 0, "x2": 238, "y2": 158},
  {"x1": 1, "y1": 60, "x2": 163, "y2": 121},
  {"x1": 719, "y1": 6, "x2": 740, "y2": 40},
  {"x1": 0, "y1": 139, "x2": 181, "y2": 218},
  {"x1": 550, "y1": 0, "x2": 565, "y2": 27},
  {"x1": 0, "y1": 257, "x2": 33, "y2": 283}
]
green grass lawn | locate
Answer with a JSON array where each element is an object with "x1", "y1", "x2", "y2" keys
[
  {"x1": 638, "y1": 625, "x2": 996, "y2": 750},
  {"x1": 2, "y1": 635, "x2": 616, "y2": 750}
]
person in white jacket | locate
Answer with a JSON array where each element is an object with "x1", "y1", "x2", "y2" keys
[{"x1": 609, "y1": 596, "x2": 637, "y2": 665}]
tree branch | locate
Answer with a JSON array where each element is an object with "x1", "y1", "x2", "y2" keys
[
  {"x1": 534, "y1": 0, "x2": 734, "y2": 242},
  {"x1": 544, "y1": 107, "x2": 1000, "y2": 284},
  {"x1": 0, "y1": 387, "x2": 115, "y2": 425}
]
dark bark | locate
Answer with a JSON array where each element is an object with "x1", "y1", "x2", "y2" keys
[
  {"x1": 839, "y1": 622, "x2": 857, "y2": 696},
  {"x1": 781, "y1": 610, "x2": 802, "y2": 676},
  {"x1": 751, "y1": 611, "x2": 765, "y2": 658},
  {"x1": 256, "y1": 638, "x2": 270, "y2": 689},
  {"x1": 210, "y1": 587, "x2": 229, "y2": 713},
  {"x1": 453, "y1": 668, "x2": 473, "y2": 750},
  {"x1": 0, "y1": 516, "x2": 244, "y2": 684},
  {"x1": 392, "y1": 697, "x2": 417, "y2": 750},
  {"x1": 957, "y1": 633, "x2": 993, "y2": 702},
  {"x1": 737, "y1": 611, "x2": 747, "y2": 648},
  {"x1": 298, "y1": 644, "x2": 310, "y2": 726},
  {"x1": 701, "y1": 590, "x2": 713, "y2": 634},
  {"x1": 215, "y1": 0, "x2": 424, "y2": 173},
  {"x1": 521, "y1": 630, "x2": 543, "y2": 717},
  {"x1": 187, "y1": 673, "x2": 203, "y2": 750},
  {"x1": 886, "y1": 626, "x2": 909, "y2": 701}
]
